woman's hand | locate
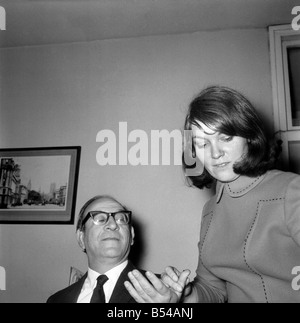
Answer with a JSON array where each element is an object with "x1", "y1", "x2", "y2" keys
[
  {"x1": 161, "y1": 266, "x2": 192, "y2": 299},
  {"x1": 124, "y1": 268, "x2": 190, "y2": 303}
]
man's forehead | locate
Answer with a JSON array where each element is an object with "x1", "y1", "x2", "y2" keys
[{"x1": 87, "y1": 197, "x2": 124, "y2": 211}]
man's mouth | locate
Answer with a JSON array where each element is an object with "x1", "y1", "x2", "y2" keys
[{"x1": 102, "y1": 237, "x2": 119, "y2": 241}]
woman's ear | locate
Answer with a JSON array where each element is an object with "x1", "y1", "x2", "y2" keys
[{"x1": 76, "y1": 229, "x2": 86, "y2": 252}]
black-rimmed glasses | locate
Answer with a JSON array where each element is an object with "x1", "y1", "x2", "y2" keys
[{"x1": 81, "y1": 211, "x2": 132, "y2": 227}]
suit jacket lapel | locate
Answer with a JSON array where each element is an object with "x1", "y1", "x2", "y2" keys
[
  {"x1": 109, "y1": 261, "x2": 137, "y2": 303},
  {"x1": 63, "y1": 273, "x2": 87, "y2": 303}
]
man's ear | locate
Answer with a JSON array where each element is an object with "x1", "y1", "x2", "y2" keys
[
  {"x1": 76, "y1": 229, "x2": 86, "y2": 252},
  {"x1": 130, "y1": 226, "x2": 135, "y2": 246}
]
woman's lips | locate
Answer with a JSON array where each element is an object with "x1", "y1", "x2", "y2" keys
[{"x1": 213, "y1": 162, "x2": 230, "y2": 168}]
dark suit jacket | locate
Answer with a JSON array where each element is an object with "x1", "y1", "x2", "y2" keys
[{"x1": 47, "y1": 261, "x2": 144, "y2": 303}]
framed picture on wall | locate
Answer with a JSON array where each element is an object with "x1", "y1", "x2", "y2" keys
[{"x1": 0, "y1": 146, "x2": 81, "y2": 224}]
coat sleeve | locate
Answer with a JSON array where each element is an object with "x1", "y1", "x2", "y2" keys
[
  {"x1": 192, "y1": 201, "x2": 227, "y2": 303},
  {"x1": 284, "y1": 175, "x2": 300, "y2": 247}
]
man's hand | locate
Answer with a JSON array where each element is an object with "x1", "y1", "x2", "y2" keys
[{"x1": 124, "y1": 268, "x2": 190, "y2": 303}]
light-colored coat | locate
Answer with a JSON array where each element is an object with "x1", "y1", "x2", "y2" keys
[{"x1": 194, "y1": 170, "x2": 300, "y2": 303}]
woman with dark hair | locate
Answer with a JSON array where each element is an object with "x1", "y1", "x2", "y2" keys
[
  {"x1": 124, "y1": 86, "x2": 300, "y2": 303},
  {"x1": 182, "y1": 85, "x2": 281, "y2": 189}
]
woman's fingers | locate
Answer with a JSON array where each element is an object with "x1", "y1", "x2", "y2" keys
[{"x1": 161, "y1": 266, "x2": 186, "y2": 293}]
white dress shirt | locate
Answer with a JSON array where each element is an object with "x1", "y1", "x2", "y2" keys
[{"x1": 77, "y1": 260, "x2": 128, "y2": 303}]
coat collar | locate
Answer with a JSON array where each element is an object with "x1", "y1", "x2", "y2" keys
[{"x1": 216, "y1": 173, "x2": 266, "y2": 203}]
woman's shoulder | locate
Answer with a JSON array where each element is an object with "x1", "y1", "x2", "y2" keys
[
  {"x1": 265, "y1": 169, "x2": 300, "y2": 184},
  {"x1": 261, "y1": 169, "x2": 300, "y2": 196}
]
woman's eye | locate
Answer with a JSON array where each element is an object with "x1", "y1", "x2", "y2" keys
[
  {"x1": 195, "y1": 141, "x2": 206, "y2": 148},
  {"x1": 220, "y1": 136, "x2": 233, "y2": 142}
]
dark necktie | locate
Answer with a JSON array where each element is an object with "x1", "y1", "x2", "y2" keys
[{"x1": 90, "y1": 275, "x2": 109, "y2": 303}]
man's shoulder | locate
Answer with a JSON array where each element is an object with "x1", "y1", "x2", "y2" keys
[
  {"x1": 46, "y1": 275, "x2": 86, "y2": 303},
  {"x1": 46, "y1": 286, "x2": 71, "y2": 303}
]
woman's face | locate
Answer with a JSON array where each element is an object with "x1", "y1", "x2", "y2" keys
[{"x1": 192, "y1": 121, "x2": 248, "y2": 183}]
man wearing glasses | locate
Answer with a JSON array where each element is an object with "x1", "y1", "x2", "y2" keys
[{"x1": 47, "y1": 195, "x2": 143, "y2": 303}]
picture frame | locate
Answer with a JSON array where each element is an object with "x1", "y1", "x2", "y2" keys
[
  {"x1": 0, "y1": 146, "x2": 81, "y2": 224},
  {"x1": 69, "y1": 266, "x2": 84, "y2": 285}
]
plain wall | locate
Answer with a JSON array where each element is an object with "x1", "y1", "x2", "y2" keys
[{"x1": 0, "y1": 28, "x2": 273, "y2": 302}]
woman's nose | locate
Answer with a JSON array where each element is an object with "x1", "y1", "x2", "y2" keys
[{"x1": 211, "y1": 144, "x2": 224, "y2": 159}]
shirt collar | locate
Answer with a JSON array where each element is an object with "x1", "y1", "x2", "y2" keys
[
  {"x1": 216, "y1": 173, "x2": 266, "y2": 203},
  {"x1": 104, "y1": 260, "x2": 128, "y2": 287},
  {"x1": 87, "y1": 260, "x2": 128, "y2": 288}
]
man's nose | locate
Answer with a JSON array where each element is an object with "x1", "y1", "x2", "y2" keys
[{"x1": 105, "y1": 215, "x2": 119, "y2": 230}]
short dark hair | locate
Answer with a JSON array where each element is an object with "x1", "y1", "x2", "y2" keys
[{"x1": 182, "y1": 85, "x2": 281, "y2": 189}]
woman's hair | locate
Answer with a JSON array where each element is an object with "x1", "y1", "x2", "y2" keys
[{"x1": 182, "y1": 85, "x2": 282, "y2": 189}]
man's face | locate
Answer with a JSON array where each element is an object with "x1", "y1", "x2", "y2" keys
[{"x1": 77, "y1": 198, "x2": 134, "y2": 267}]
